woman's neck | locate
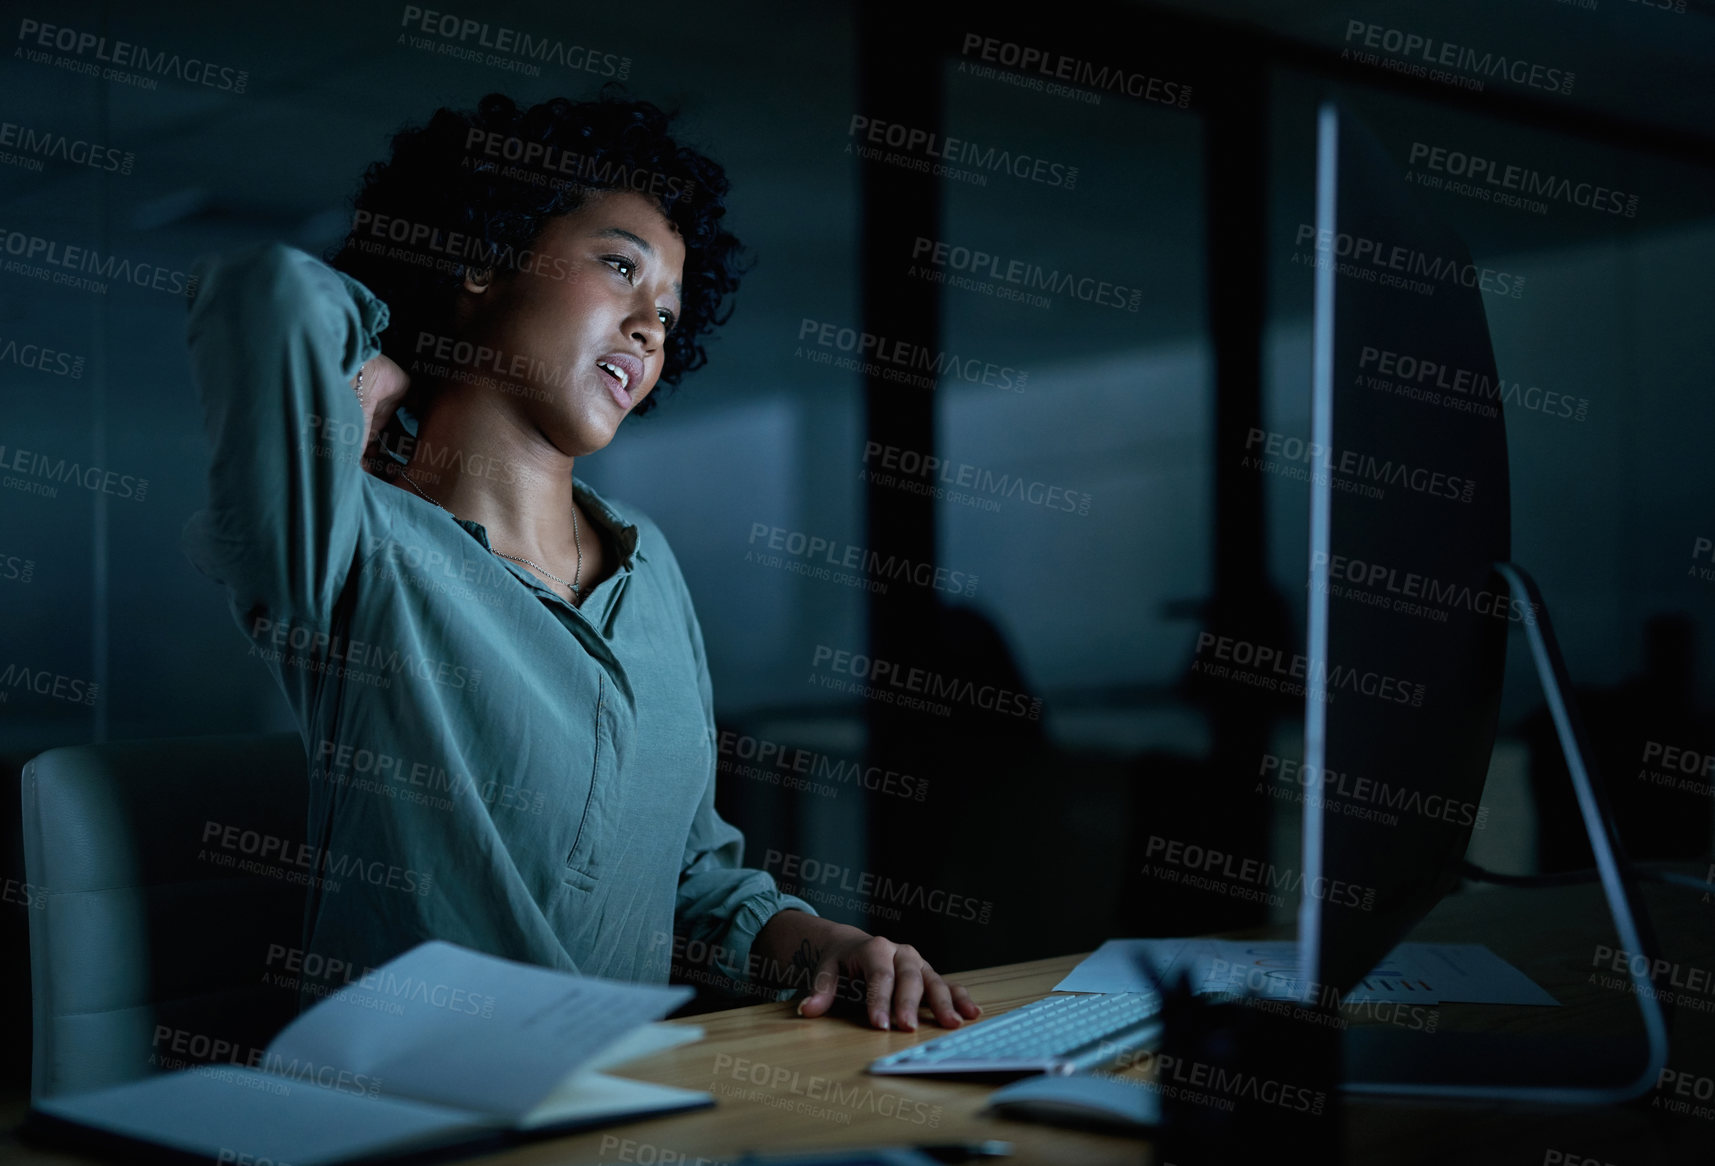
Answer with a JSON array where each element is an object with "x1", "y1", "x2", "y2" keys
[{"x1": 394, "y1": 391, "x2": 584, "y2": 566}]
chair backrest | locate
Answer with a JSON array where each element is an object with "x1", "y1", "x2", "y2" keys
[{"x1": 21, "y1": 732, "x2": 309, "y2": 1100}]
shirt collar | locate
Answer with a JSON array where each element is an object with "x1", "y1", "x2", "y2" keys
[
  {"x1": 573, "y1": 477, "x2": 645, "y2": 567},
  {"x1": 445, "y1": 478, "x2": 643, "y2": 569}
]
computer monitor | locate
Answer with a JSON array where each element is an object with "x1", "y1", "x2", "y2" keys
[
  {"x1": 1297, "y1": 103, "x2": 1670, "y2": 1103},
  {"x1": 1296, "y1": 102, "x2": 1510, "y2": 1002}
]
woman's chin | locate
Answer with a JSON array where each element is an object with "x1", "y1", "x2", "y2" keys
[{"x1": 558, "y1": 416, "x2": 625, "y2": 459}]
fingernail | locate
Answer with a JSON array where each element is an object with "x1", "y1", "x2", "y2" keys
[{"x1": 796, "y1": 999, "x2": 807, "y2": 1016}]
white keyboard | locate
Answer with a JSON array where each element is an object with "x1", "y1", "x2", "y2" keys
[{"x1": 867, "y1": 992, "x2": 1162, "y2": 1076}]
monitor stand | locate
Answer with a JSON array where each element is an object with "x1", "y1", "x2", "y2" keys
[{"x1": 1341, "y1": 561, "x2": 1672, "y2": 1104}]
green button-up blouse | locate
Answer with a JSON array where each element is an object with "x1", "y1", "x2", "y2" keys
[{"x1": 179, "y1": 242, "x2": 815, "y2": 1004}]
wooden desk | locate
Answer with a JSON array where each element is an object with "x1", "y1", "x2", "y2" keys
[
  {"x1": 5, "y1": 876, "x2": 1712, "y2": 1165},
  {"x1": 532, "y1": 877, "x2": 1709, "y2": 1166},
  {"x1": 498, "y1": 951, "x2": 1158, "y2": 1166}
]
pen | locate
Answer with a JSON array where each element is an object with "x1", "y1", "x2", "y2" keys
[
  {"x1": 913, "y1": 1141, "x2": 1013, "y2": 1163},
  {"x1": 730, "y1": 1142, "x2": 1013, "y2": 1165}
]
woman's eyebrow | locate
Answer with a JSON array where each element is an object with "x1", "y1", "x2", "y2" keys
[
  {"x1": 594, "y1": 226, "x2": 654, "y2": 255},
  {"x1": 592, "y1": 226, "x2": 682, "y2": 297}
]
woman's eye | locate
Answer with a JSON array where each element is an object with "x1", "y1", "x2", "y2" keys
[
  {"x1": 605, "y1": 256, "x2": 636, "y2": 279},
  {"x1": 658, "y1": 309, "x2": 677, "y2": 331}
]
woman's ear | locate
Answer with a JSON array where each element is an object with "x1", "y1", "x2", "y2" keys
[
  {"x1": 448, "y1": 266, "x2": 495, "y2": 333},
  {"x1": 462, "y1": 266, "x2": 493, "y2": 294}
]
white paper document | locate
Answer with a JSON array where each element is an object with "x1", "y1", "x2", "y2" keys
[
  {"x1": 35, "y1": 1068, "x2": 496, "y2": 1166},
  {"x1": 270, "y1": 939, "x2": 694, "y2": 1119},
  {"x1": 1054, "y1": 939, "x2": 1558, "y2": 1006},
  {"x1": 33, "y1": 940, "x2": 712, "y2": 1166}
]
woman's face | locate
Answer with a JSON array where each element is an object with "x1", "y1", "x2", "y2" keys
[{"x1": 457, "y1": 189, "x2": 686, "y2": 456}]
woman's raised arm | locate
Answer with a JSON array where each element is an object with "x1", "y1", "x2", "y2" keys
[{"x1": 181, "y1": 242, "x2": 390, "y2": 630}]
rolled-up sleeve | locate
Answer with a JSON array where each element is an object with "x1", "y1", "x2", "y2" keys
[
  {"x1": 673, "y1": 594, "x2": 818, "y2": 995},
  {"x1": 180, "y1": 242, "x2": 389, "y2": 630}
]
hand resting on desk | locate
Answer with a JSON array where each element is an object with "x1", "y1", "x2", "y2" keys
[{"x1": 755, "y1": 909, "x2": 983, "y2": 1032}]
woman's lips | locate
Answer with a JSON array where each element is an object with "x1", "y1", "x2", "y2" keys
[{"x1": 595, "y1": 353, "x2": 644, "y2": 409}]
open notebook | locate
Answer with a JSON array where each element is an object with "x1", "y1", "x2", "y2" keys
[{"x1": 29, "y1": 941, "x2": 713, "y2": 1166}]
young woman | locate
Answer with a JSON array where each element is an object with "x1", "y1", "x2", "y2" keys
[{"x1": 182, "y1": 88, "x2": 978, "y2": 1032}]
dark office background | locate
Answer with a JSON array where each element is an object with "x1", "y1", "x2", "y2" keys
[{"x1": 3, "y1": 0, "x2": 1713, "y2": 1098}]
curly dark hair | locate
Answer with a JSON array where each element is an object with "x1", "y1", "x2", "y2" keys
[{"x1": 327, "y1": 84, "x2": 747, "y2": 417}]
